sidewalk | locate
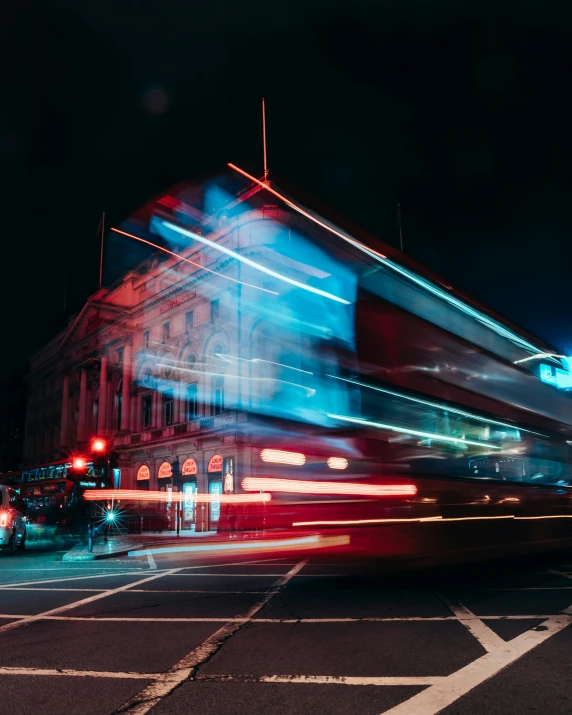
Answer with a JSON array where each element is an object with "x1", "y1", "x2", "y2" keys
[{"x1": 62, "y1": 530, "x2": 218, "y2": 561}]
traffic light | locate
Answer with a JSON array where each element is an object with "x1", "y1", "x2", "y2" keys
[
  {"x1": 91, "y1": 438, "x2": 106, "y2": 453},
  {"x1": 69, "y1": 456, "x2": 88, "y2": 482},
  {"x1": 90, "y1": 438, "x2": 108, "y2": 473}
]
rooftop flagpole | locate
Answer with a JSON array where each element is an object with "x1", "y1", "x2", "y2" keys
[
  {"x1": 99, "y1": 211, "x2": 105, "y2": 288},
  {"x1": 262, "y1": 98, "x2": 269, "y2": 181}
]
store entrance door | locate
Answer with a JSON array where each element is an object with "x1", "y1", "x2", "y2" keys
[
  {"x1": 182, "y1": 482, "x2": 197, "y2": 531},
  {"x1": 208, "y1": 480, "x2": 222, "y2": 531}
]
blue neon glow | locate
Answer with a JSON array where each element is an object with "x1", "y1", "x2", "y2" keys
[
  {"x1": 327, "y1": 414, "x2": 503, "y2": 449},
  {"x1": 153, "y1": 218, "x2": 351, "y2": 305}
]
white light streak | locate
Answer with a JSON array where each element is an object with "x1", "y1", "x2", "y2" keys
[
  {"x1": 156, "y1": 219, "x2": 351, "y2": 305},
  {"x1": 328, "y1": 375, "x2": 544, "y2": 436},
  {"x1": 327, "y1": 457, "x2": 349, "y2": 470},
  {"x1": 260, "y1": 449, "x2": 306, "y2": 466},
  {"x1": 326, "y1": 414, "x2": 502, "y2": 450}
]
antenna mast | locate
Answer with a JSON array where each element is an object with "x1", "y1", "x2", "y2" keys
[
  {"x1": 99, "y1": 211, "x2": 106, "y2": 288},
  {"x1": 262, "y1": 97, "x2": 269, "y2": 181},
  {"x1": 397, "y1": 203, "x2": 404, "y2": 252}
]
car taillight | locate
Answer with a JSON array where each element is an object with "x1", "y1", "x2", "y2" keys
[{"x1": 0, "y1": 512, "x2": 9, "y2": 528}]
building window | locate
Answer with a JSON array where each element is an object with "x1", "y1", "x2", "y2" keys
[
  {"x1": 186, "y1": 382, "x2": 198, "y2": 421},
  {"x1": 116, "y1": 381, "x2": 123, "y2": 432},
  {"x1": 210, "y1": 299, "x2": 219, "y2": 322},
  {"x1": 117, "y1": 347, "x2": 124, "y2": 365},
  {"x1": 142, "y1": 395, "x2": 152, "y2": 430},
  {"x1": 212, "y1": 375, "x2": 224, "y2": 416},
  {"x1": 162, "y1": 322, "x2": 170, "y2": 342},
  {"x1": 185, "y1": 310, "x2": 194, "y2": 332},
  {"x1": 143, "y1": 331, "x2": 150, "y2": 350},
  {"x1": 163, "y1": 390, "x2": 174, "y2": 426}
]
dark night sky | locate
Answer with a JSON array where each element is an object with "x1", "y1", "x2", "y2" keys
[{"x1": 2, "y1": 0, "x2": 572, "y2": 377}]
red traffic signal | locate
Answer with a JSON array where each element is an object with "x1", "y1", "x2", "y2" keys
[
  {"x1": 91, "y1": 438, "x2": 106, "y2": 453},
  {"x1": 72, "y1": 457, "x2": 87, "y2": 470}
]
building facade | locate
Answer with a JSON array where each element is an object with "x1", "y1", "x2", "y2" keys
[{"x1": 23, "y1": 176, "x2": 350, "y2": 530}]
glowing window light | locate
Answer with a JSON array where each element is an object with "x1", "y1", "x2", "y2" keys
[
  {"x1": 327, "y1": 414, "x2": 502, "y2": 450},
  {"x1": 328, "y1": 375, "x2": 543, "y2": 436},
  {"x1": 260, "y1": 449, "x2": 307, "y2": 466},
  {"x1": 155, "y1": 219, "x2": 351, "y2": 305},
  {"x1": 327, "y1": 457, "x2": 348, "y2": 470},
  {"x1": 242, "y1": 477, "x2": 417, "y2": 497},
  {"x1": 228, "y1": 163, "x2": 544, "y2": 357}
]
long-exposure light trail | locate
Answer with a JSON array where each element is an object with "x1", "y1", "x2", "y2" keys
[
  {"x1": 155, "y1": 219, "x2": 350, "y2": 305},
  {"x1": 228, "y1": 163, "x2": 546, "y2": 357},
  {"x1": 241, "y1": 477, "x2": 417, "y2": 497},
  {"x1": 326, "y1": 414, "x2": 503, "y2": 449},
  {"x1": 110, "y1": 228, "x2": 278, "y2": 295}
]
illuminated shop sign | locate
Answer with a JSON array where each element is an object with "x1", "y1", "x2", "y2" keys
[
  {"x1": 158, "y1": 461, "x2": 173, "y2": 479},
  {"x1": 208, "y1": 454, "x2": 223, "y2": 473},
  {"x1": 137, "y1": 465, "x2": 150, "y2": 481},
  {"x1": 159, "y1": 291, "x2": 196, "y2": 314},
  {"x1": 181, "y1": 458, "x2": 197, "y2": 476}
]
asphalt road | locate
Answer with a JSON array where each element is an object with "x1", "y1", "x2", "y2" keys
[{"x1": 1, "y1": 544, "x2": 572, "y2": 714}]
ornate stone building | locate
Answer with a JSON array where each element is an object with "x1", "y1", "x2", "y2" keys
[{"x1": 23, "y1": 173, "x2": 353, "y2": 530}]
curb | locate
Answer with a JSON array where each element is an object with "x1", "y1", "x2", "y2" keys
[{"x1": 61, "y1": 544, "x2": 145, "y2": 562}]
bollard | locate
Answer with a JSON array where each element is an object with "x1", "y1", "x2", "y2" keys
[{"x1": 87, "y1": 523, "x2": 94, "y2": 553}]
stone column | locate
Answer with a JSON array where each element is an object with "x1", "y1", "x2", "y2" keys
[
  {"x1": 60, "y1": 374, "x2": 70, "y2": 446},
  {"x1": 120, "y1": 344, "x2": 132, "y2": 432},
  {"x1": 97, "y1": 355, "x2": 108, "y2": 436},
  {"x1": 77, "y1": 369, "x2": 88, "y2": 443}
]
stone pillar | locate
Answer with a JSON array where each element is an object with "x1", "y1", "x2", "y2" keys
[
  {"x1": 77, "y1": 369, "x2": 88, "y2": 443},
  {"x1": 60, "y1": 374, "x2": 70, "y2": 446},
  {"x1": 98, "y1": 355, "x2": 108, "y2": 436},
  {"x1": 120, "y1": 344, "x2": 132, "y2": 432}
]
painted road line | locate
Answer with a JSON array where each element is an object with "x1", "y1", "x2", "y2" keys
[
  {"x1": 436, "y1": 593, "x2": 511, "y2": 653},
  {"x1": 0, "y1": 614, "x2": 557, "y2": 623},
  {"x1": 0, "y1": 571, "x2": 145, "y2": 589},
  {"x1": 0, "y1": 667, "x2": 161, "y2": 680},
  {"x1": 116, "y1": 559, "x2": 309, "y2": 715},
  {"x1": 380, "y1": 613, "x2": 572, "y2": 715},
  {"x1": 147, "y1": 552, "x2": 157, "y2": 570},
  {"x1": 0, "y1": 567, "x2": 185, "y2": 634},
  {"x1": 198, "y1": 674, "x2": 445, "y2": 686}
]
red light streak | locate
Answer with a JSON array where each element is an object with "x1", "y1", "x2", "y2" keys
[
  {"x1": 241, "y1": 477, "x2": 417, "y2": 497},
  {"x1": 83, "y1": 489, "x2": 271, "y2": 503},
  {"x1": 227, "y1": 163, "x2": 387, "y2": 260},
  {"x1": 110, "y1": 228, "x2": 278, "y2": 296}
]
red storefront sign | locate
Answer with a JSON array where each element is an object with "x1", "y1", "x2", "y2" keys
[
  {"x1": 181, "y1": 458, "x2": 197, "y2": 476},
  {"x1": 159, "y1": 291, "x2": 196, "y2": 314},
  {"x1": 137, "y1": 464, "x2": 150, "y2": 481},
  {"x1": 208, "y1": 454, "x2": 222, "y2": 473},
  {"x1": 158, "y1": 461, "x2": 173, "y2": 479}
]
